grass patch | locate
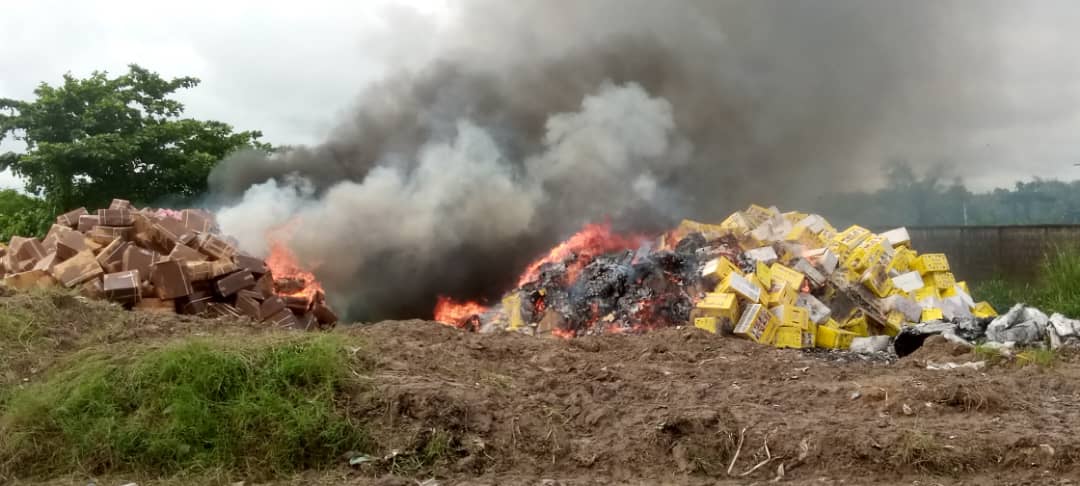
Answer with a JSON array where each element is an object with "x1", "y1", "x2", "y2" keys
[
  {"x1": 973, "y1": 344, "x2": 1006, "y2": 365},
  {"x1": 975, "y1": 245, "x2": 1080, "y2": 318},
  {"x1": 1017, "y1": 348, "x2": 1058, "y2": 368},
  {"x1": 0, "y1": 334, "x2": 371, "y2": 480}
]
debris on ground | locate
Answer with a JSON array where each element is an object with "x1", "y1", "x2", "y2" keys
[
  {"x1": 434, "y1": 204, "x2": 1022, "y2": 352},
  {"x1": 0, "y1": 199, "x2": 336, "y2": 329}
]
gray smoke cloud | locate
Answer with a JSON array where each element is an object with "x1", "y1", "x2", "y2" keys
[{"x1": 210, "y1": 0, "x2": 1057, "y2": 320}]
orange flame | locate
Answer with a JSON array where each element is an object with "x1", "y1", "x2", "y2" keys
[
  {"x1": 434, "y1": 296, "x2": 488, "y2": 328},
  {"x1": 265, "y1": 220, "x2": 325, "y2": 302},
  {"x1": 517, "y1": 222, "x2": 647, "y2": 287}
]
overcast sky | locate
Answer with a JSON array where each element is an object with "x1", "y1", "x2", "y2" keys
[
  {"x1": 0, "y1": 0, "x2": 450, "y2": 190},
  {"x1": 4, "y1": 0, "x2": 1080, "y2": 193}
]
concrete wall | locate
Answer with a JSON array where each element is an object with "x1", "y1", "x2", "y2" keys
[{"x1": 898, "y1": 225, "x2": 1080, "y2": 283}]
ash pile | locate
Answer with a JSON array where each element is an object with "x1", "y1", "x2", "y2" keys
[
  {"x1": 439, "y1": 204, "x2": 1004, "y2": 350},
  {"x1": 0, "y1": 199, "x2": 337, "y2": 330}
]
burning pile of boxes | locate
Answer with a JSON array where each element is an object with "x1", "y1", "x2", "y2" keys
[
  {"x1": 683, "y1": 204, "x2": 997, "y2": 349},
  {"x1": 0, "y1": 199, "x2": 337, "y2": 330}
]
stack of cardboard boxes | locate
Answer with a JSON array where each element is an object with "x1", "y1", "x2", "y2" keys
[{"x1": 0, "y1": 199, "x2": 337, "y2": 330}]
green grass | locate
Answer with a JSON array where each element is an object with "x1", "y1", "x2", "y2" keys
[
  {"x1": 0, "y1": 334, "x2": 371, "y2": 480},
  {"x1": 972, "y1": 344, "x2": 1006, "y2": 365},
  {"x1": 1017, "y1": 348, "x2": 1058, "y2": 368},
  {"x1": 974, "y1": 245, "x2": 1080, "y2": 318}
]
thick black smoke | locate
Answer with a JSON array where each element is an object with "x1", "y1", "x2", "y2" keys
[{"x1": 210, "y1": 0, "x2": 1023, "y2": 321}]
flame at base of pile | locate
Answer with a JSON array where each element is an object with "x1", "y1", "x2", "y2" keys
[{"x1": 435, "y1": 205, "x2": 1001, "y2": 349}]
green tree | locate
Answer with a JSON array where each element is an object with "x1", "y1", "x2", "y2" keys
[
  {"x1": 0, "y1": 64, "x2": 270, "y2": 212},
  {"x1": 0, "y1": 190, "x2": 51, "y2": 241}
]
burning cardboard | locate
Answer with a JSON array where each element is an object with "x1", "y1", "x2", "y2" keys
[
  {"x1": 1, "y1": 201, "x2": 338, "y2": 329},
  {"x1": 433, "y1": 204, "x2": 1000, "y2": 350}
]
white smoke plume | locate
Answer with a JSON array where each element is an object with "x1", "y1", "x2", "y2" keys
[{"x1": 216, "y1": 82, "x2": 684, "y2": 319}]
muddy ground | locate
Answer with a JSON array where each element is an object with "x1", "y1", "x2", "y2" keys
[
  {"x1": 5, "y1": 290, "x2": 1080, "y2": 485},
  {"x1": 338, "y1": 322, "x2": 1080, "y2": 485}
]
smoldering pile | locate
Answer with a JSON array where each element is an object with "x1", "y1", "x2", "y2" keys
[
  {"x1": 437, "y1": 204, "x2": 1005, "y2": 351},
  {"x1": 0, "y1": 199, "x2": 338, "y2": 330}
]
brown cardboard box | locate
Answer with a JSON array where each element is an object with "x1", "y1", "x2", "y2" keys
[
  {"x1": 181, "y1": 209, "x2": 212, "y2": 233},
  {"x1": 78, "y1": 214, "x2": 100, "y2": 233},
  {"x1": 183, "y1": 260, "x2": 237, "y2": 281},
  {"x1": 177, "y1": 289, "x2": 214, "y2": 315},
  {"x1": 50, "y1": 250, "x2": 104, "y2": 287},
  {"x1": 122, "y1": 246, "x2": 159, "y2": 282},
  {"x1": 31, "y1": 253, "x2": 58, "y2": 272},
  {"x1": 56, "y1": 207, "x2": 88, "y2": 228},
  {"x1": 55, "y1": 231, "x2": 90, "y2": 261},
  {"x1": 90, "y1": 226, "x2": 134, "y2": 244},
  {"x1": 313, "y1": 301, "x2": 338, "y2": 325},
  {"x1": 79, "y1": 278, "x2": 105, "y2": 299},
  {"x1": 43, "y1": 224, "x2": 74, "y2": 249},
  {"x1": 267, "y1": 308, "x2": 299, "y2": 328},
  {"x1": 207, "y1": 302, "x2": 242, "y2": 318},
  {"x1": 214, "y1": 270, "x2": 254, "y2": 297},
  {"x1": 135, "y1": 297, "x2": 176, "y2": 314},
  {"x1": 132, "y1": 212, "x2": 155, "y2": 236},
  {"x1": 96, "y1": 239, "x2": 130, "y2": 273},
  {"x1": 254, "y1": 272, "x2": 274, "y2": 298},
  {"x1": 169, "y1": 244, "x2": 207, "y2": 263},
  {"x1": 150, "y1": 259, "x2": 193, "y2": 299},
  {"x1": 4, "y1": 270, "x2": 59, "y2": 290},
  {"x1": 298, "y1": 312, "x2": 318, "y2": 331},
  {"x1": 109, "y1": 198, "x2": 133, "y2": 210},
  {"x1": 149, "y1": 219, "x2": 193, "y2": 253},
  {"x1": 283, "y1": 295, "x2": 311, "y2": 313},
  {"x1": 103, "y1": 270, "x2": 141, "y2": 305},
  {"x1": 259, "y1": 295, "x2": 287, "y2": 321},
  {"x1": 96, "y1": 208, "x2": 134, "y2": 226},
  {"x1": 198, "y1": 234, "x2": 236, "y2": 261},
  {"x1": 9, "y1": 236, "x2": 47, "y2": 272},
  {"x1": 236, "y1": 293, "x2": 262, "y2": 319},
  {"x1": 233, "y1": 254, "x2": 268, "y2": 276}
]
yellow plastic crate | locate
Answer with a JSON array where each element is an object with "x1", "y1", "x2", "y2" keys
[
  {"x1": 694, "y1": 316, "x2": 720, "y2": 334},
  {"x1": 771, "y1": 304, "x2": 810, "y2": 330},
  {"x1": 921, "y1": 308, "x2": 944, "y2": 322},
  {"x1": 887, "y1": 247, "x2": 916, "y2": 274},
  {"x1": 770, "y1": 262, "x2": 806, "y2": 290},
  {"x1": 756, "y1": 261, "x2": 773, "y2": 290},
  {"x1": 717, "y1": 272, "x2": 764, "y2": 303},
  {"x1": 913, "y1": 253, "x2": 950, "y2": 275},
  {"x1": 720, "y1": 212, "x2": 754, "y2": 234},
  {"x1": 885, "y1": 310, "x2": 906, "y2": 336},
  {"x1": 774, "y1": 326, "x2": 806, "y2": 349},
  {"x1": 843, "y1": 314, "x2": 869, "y2": 337},
  {"x1": 816, "y1": 325, "x2": 856, "y2": 349},
  {"x1": 768, "y1": 281, "x2": 798, "y2": 306},
  {"x1": 702, "y1": 256, "x2": 741, "y2": 281},
  {"x1": 914, "y1": 285, "x2": 940, "y2": 302},
  {"x1": 695, "y1": 292, "x2": 740, "y2": 325},
  {"x1": 734, "y1": 303, "x2": 779, "y2": 344},
  {"x1": 831, "y1": 225, "x2": 872, "y2": 256},
  {"x1": 744, "y1": 204, "x2": 777, "y2": 227},
  {"x1": 503, "y1": 293, "x2": 525, "y2": 330},
  {"x1": 972, "y1": 301, "x2": 998, "y2": 318},
  {"x1": 923, "y1": 271, "x2": 957, "y2": 290},
  {"x1": 861, "y1": 264, "x2": 895, "y2": 298}
]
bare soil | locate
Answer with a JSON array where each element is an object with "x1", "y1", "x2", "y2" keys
[
  {"x1": 335, "y1": 321, "x2": 1080, "y2": 485},
  {"x1": 6, "y1": 290, "x2": 1080, "y2": 485}
]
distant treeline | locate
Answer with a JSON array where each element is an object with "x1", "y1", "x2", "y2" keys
[{"x1": 812, "y1": 163, "x2": 1080, "y2": 228}]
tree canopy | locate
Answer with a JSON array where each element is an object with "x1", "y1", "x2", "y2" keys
[
  {"x1": 0, "y1": 64, "x2": 269, "y2": 212},
  {"x1": 813, "y1": 162, "x2": 1080, "y2": 228}
]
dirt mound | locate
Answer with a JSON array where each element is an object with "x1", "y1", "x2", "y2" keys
[
  {"x1": 341, "y1": 322, "x2": 1080, "y2": 484},
  {"x1": 899, "y1": 334, "x2": 976, "y2": 367},
  {"x1": 6, "y1": 305, "x2": 1080, "y2": 485}
]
